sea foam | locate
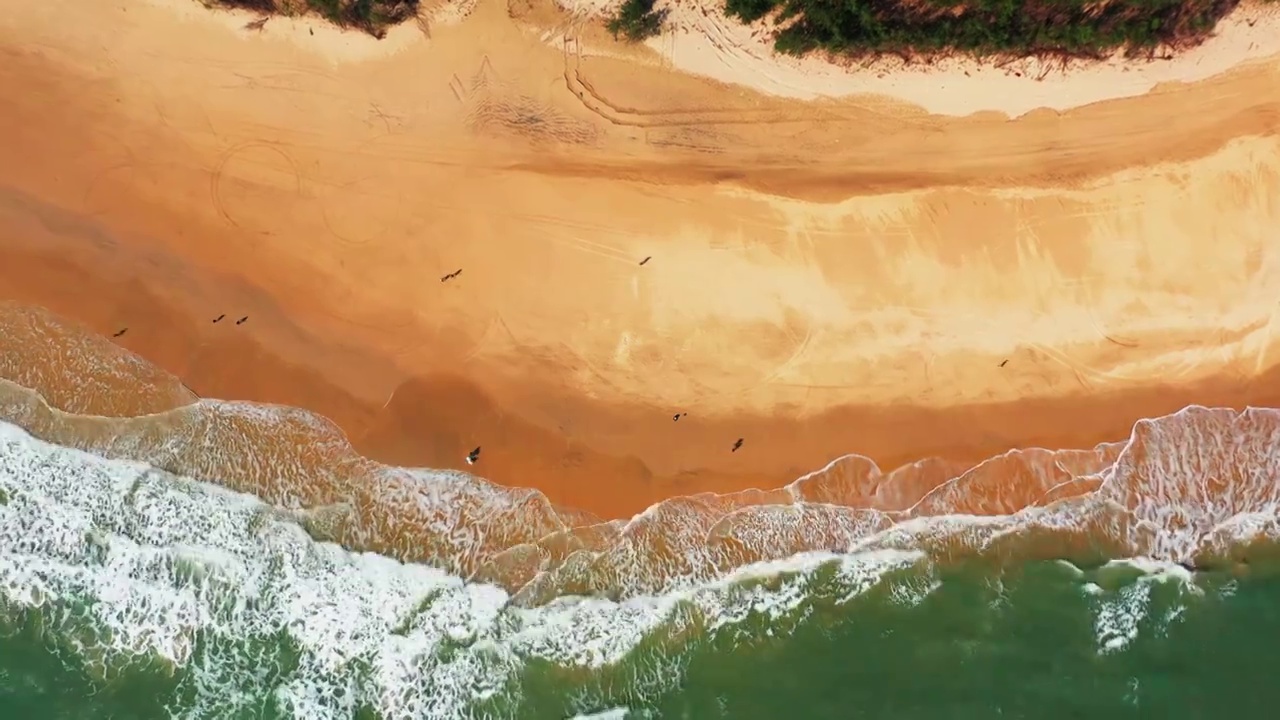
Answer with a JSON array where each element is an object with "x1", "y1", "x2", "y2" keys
[{"x1": 0, "y1": 420, "x2": 921, "y2": 719}]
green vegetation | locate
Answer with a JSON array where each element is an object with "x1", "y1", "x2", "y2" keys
[
  {"x1": 217, "y1": 0, "x2": 420, "y2": 38},
  {"x1": 212, "y1": 0, "x2": 1253, "y2": 59},
  {"x1": 723, "y1": 0, "x2": 1241, "y2": 59},
  {"x1": 607, "y1": 0, "x2": 668, "y2": 41}
]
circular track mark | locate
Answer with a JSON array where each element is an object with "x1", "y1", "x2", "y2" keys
[{"x1": 210, "y1": 141, "x2": 304, "y2": 236}]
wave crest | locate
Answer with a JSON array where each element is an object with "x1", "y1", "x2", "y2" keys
[{"x1": 0, "y1": 302, "x2": 1277, "y2": 607}]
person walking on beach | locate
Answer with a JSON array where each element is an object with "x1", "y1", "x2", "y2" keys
[
  {"x1": 466, "y1": 446, "x2": 481, "y2": 465},
  {"x1": 731, "y1": 438, "x2": 743, "y2": 452}
]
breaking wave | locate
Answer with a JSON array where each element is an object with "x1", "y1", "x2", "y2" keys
[
  {"x1": 1, "y1": 302, "x2": 1278, "y2": 717},
  {"x1": 0, "y1": 420, "x2": 925, "y2": 718}
]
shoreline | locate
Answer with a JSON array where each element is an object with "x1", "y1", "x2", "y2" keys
[
  {"x1": 2, "y1": 0, "x2": 1280, "y2": 520},
  {"x1": 8, "y1": 240, "x2": 1280, "y2": 521}
]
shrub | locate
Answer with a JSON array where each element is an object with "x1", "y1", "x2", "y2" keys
[
  {"x1": 727, "y1": 0, "x2": 1241, "y2": 59},
  {"x1": 607, "y1": 0, "x2": 667, "y2": 41}
]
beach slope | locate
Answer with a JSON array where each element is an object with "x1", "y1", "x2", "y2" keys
[{"x1": 2, "y1": 0, "x2": 1280, "y2": 522}]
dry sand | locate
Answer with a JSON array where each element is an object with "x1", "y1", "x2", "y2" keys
[
  {"x1": 2, "y1": 0, "x2": 1280, "y2": 519},
  {"x1": 629, "y1": 0, "x2": 1280, "y2": 116}
]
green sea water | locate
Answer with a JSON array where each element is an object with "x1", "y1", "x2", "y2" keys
[
  {"x1": 2, "y1": 413, "x2": 1278, "y2": 720},
  {"x1": 2, "y1": 552, "x2": 1274, "y2": 719}
]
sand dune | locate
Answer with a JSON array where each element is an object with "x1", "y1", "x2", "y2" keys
[
  {"x1": 633, "y1": 0, "x2": 1280, "y2": 116},
  {"x1": 2, "y1": 0, "x2": 1280, "y2": 519}
]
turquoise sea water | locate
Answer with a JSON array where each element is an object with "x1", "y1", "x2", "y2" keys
[{"x1": 3, "y1": 399, "x2": 1280, "y2": 719}]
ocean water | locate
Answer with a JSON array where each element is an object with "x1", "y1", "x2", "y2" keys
[{"x1": 3, "y1": 305, "x2": 1280, "y2": 718}]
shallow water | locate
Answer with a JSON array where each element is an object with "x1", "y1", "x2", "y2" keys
[{"x1": 4, "y1": 302, "x2": 1280, "y2": 718}]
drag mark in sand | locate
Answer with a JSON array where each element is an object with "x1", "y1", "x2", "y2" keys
[
  {"x1": 1253, "y1": 301, "x2": 1280, "y2": 376},
  {"x1": 747, "y1": 323, "x2": 819, "y2": 395},
  {"x1": 1077, "y1": 283, "x2": 1141, "y2": 350},
  {"x1": 318, "y1": 167, "x2": 408, "y2": 248},
  {"x1": 209, "y1": 140, "x2": 303, "y2": 234},
  {"x1": 557, "y1": 36, "x2": 932, "y2": 136},
  {"x1": 522, "y1": 219, "x2": 637, "y2": 267}
]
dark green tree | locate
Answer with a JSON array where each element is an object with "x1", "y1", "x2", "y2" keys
[{"x1": 607, "y1": 0, "x2": 667, "y2": 41}]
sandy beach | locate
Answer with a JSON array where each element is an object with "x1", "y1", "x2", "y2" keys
[
  {"x1": 639, "y1": 0, "x2": 1280, "y2": 116},
  {"x1": 3, "y1": 0, "x2": 1280, "y2": 521}
]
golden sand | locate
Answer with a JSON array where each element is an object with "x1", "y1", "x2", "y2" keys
[{"x1": 2, "y1": 0, "x2": 1280, "y2": 520}]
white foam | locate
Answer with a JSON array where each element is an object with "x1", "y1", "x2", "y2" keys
[
  {"x1": 567, "y1": 708, "x2": 633, "y2": 720},
  {"x1": 1102, "y1": 557, "x2": 1197, "y2": 583},
  {"x1": 1080, "y1": 558, "x2": 1201, "y2": 655},
  {"x1": 0, "y1": 420, "x2": 917, "y2": 718},
  {"x1": 1093, "y1": 581, "x2": 1151, "y2": 653}
]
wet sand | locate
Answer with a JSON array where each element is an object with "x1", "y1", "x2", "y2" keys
[{"x1": 3, "y1": 0, "x2": 1280, "y2": 520}]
